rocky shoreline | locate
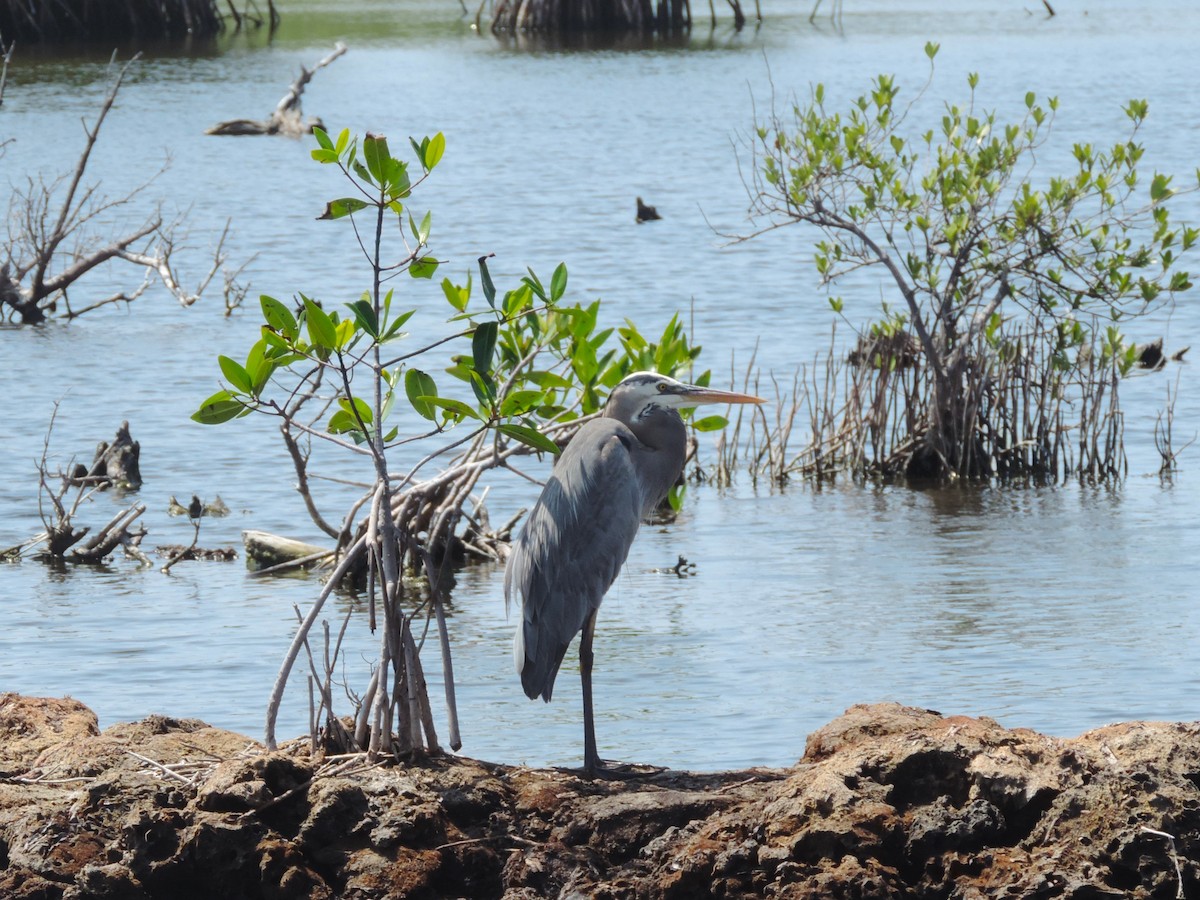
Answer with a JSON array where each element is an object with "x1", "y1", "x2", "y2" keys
[{"x1": 1, "y1": 693, "x2": 1197, "y2": 898}]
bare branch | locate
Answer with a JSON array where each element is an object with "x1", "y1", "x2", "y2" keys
[{"x1": 30, "y1": 54, "x2": 142, "y2": 301}]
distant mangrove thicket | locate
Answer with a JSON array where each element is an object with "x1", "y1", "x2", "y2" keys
[
  {"x1": 487, "y1": 0, "x2": 752, "y2": 33},
  {"x1": 0, "y1": 0, "x2": 277, "y2": 43},
  {"x1": 733, "y1": 44, "x2": 1197, "y2": 486}
]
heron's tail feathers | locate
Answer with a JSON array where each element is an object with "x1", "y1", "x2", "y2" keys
[{"x1": 519, "y1": 639, "x2": 570, "y2": 703}]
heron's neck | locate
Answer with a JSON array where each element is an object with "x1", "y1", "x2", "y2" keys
[{"x1": 626, "y1": 408, "x2": 687, "y2": 513}]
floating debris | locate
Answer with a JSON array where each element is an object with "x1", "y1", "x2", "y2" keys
[
  {"x1": 154, "y1": 545, "x2": 238, "y2": 562},
  {"x1": 636, "y1": 197, "x2": 661, "y2": 223}
]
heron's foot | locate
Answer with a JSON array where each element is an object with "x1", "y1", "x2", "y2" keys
[{"x1": 581, "y1": 758, "x2": 667, "y2": 780}]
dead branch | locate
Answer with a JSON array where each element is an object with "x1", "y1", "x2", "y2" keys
[
  {"x1": 206, "y1": 43, "x2": 347, "y2": 138},
  {"x1": 3, "y1": 54, "x2": 244, "y2": 323},
  {"x1": 28, "y1": 55, "x2": 141, "y2": 307},
  {"x1": 70, "y1": 504, "x2": 147, "y2": 563}
]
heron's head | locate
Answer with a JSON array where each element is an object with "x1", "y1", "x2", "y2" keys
[{"x1": 606, "y1": 371, "x2": 764, "y2": 420}]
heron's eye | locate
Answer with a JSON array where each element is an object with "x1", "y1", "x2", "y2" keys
[{"x1": 656, "y1": 382, "x2": 667, "y2": 392}]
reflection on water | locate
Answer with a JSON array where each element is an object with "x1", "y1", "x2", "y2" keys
[{"x1": 1, "y1": 0, "x2": 1198, "y2": 770}]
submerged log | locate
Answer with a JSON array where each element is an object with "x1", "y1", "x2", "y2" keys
[{"x1": 242, "y1": 529, "x2": 332, "y2": 571}]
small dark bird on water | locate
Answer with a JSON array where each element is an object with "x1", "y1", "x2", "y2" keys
[
  {"x1": 504, "y1": 371, "x2": 763, "y2": 776},
  {"x1": 636, "y1": 197, "x2": 661, "y2": 223}
]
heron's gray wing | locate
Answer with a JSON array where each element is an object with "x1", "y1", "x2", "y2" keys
[{"x1": 505, "y1": 418, "x2": 644, "y2": 702}]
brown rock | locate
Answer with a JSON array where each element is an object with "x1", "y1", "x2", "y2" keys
[
  {"x1": 0, "y1": 694, "x2": 99, "y2": 776},
  {"x1": 0, "y1": 697, "x2": 1197, "y2": 899}
]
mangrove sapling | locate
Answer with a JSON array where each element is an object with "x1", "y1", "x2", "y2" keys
[
  {"x1": 1153, "y1": 372, "x2": 1193, "y2": 477},
  {"x1": 739, "y1": 43, "x2": 1198, "y2": 483},
  {"x1": 194, "y1": 127, "x2": 715, "y2": 757},
  {"x1": 2, "y1": 54, "x2": 246, "y2": 324}
]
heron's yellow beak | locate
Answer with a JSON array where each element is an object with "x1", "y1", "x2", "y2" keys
[{"x1": 674, "y1": 384, "x2": 765, "y2": 406}]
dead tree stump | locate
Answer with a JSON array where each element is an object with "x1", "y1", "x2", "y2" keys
[{"x1": 87, "y1": 422, "x2": 143, "y2": 490}]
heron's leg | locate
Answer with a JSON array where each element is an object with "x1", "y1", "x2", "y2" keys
[
  {"x1": 580, "y1": 609, "x2": 600, "y2": 774},
  {"x1": 578, "y1": 610, "x2": 663, "y2": 780}
]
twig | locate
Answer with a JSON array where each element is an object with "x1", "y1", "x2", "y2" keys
[
  {"x1": 246, "y1": 548, "x2": 336, "y2": 579},
  {"x1": 265, "y1": 533, "x2": 370, "y2": 749},
  {"x1": 161, "y1": 519, "x2": 201, "y2": 574},
  {"x1": 124, "y1": 750, "x2": 197, "y2": 785},
  {"x1": 236, "y1": 755, "x2": 388, "y2": 822},
  {"x1": 1140, "y1": 828, "x2": 1184, "y2": 899}
]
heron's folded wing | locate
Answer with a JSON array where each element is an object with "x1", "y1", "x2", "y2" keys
[{"x1": 505, "y1": 418, "x2": 644, "y2": 700}]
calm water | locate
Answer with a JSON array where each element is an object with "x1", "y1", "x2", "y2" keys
[{"x1": 1, "y1": 0, "x2": 1198, "y2": 770}]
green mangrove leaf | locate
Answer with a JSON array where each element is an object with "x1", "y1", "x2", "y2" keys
[
  {"x1": 338, "y1": 395, "x2": 374, "y2": 425},
  {"x1": 405, "y1": 368, "x2": 438, "y2": 420},
  {"x1": 500, "y1": 390, "x2": 545, "y2": 417},
  {"x1": 424, "y1": 132, "x2": 446, "y2": 170},
  {"x1": 423, "y1": 396, "x2": 482, "y2": 421},
  {"x1": 362, "y1": 133, "x2": 390, "y2": 183},
  {"x1": 550, "y1": 262, "x2": 568, "y2": 303},
  {"x1": 260, "y1": 295, "x2": 298, "y2": 339},
  {"x1": 327, "y1": 408, "x2": 362, "y2": 435},
  {"x1": 302, "y1": 296, "x2": 336, "y2": 351},
  {"x1": 472, "y1": 321, "x2": 498, "y2": 375},
  {"x1": 479, "y1": 254, "x2": 497, "y2": 308},
  {"x1": 218, "y1": 356, "x2": 253, "y2": 395},
  {"x1": 692, "y1": 415, "x2": 729, "y2": 432},
  {"x1": 499, "y1": 423, "x2": 560, "y2": 455},
  {"x1": 348, "y1": 299, "x2": 379, "y2": 339},
  {"x1": 319, "y1": 197, "x2": 369, "y2": 220},
  {"x1": 441, "y1": 276, "x2": 471, "y2": 313},
  {"x1": 192, "y1": 391, "x2": 245, "y2": 425},
  {"x1": 409, "y1": 257, "x2": 439, "y2": 279}
]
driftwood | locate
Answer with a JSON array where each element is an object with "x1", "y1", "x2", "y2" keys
[
  {"x1": 206, "y1": 43, "x2": 346, "y2": 138},
  {"x1": 35, "y1": 489, "x2": 148, "y2": 564},
  {"x1": 12, "y1": 414, "x2": 152, "y2": 565},
  {"x1": 242, "y1": 530, "x2": 332, "y2": 572}
]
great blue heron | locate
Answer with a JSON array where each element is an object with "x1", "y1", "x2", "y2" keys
[{"x1": 504, "y1": 371, "x2": 764, "y2": 775}]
